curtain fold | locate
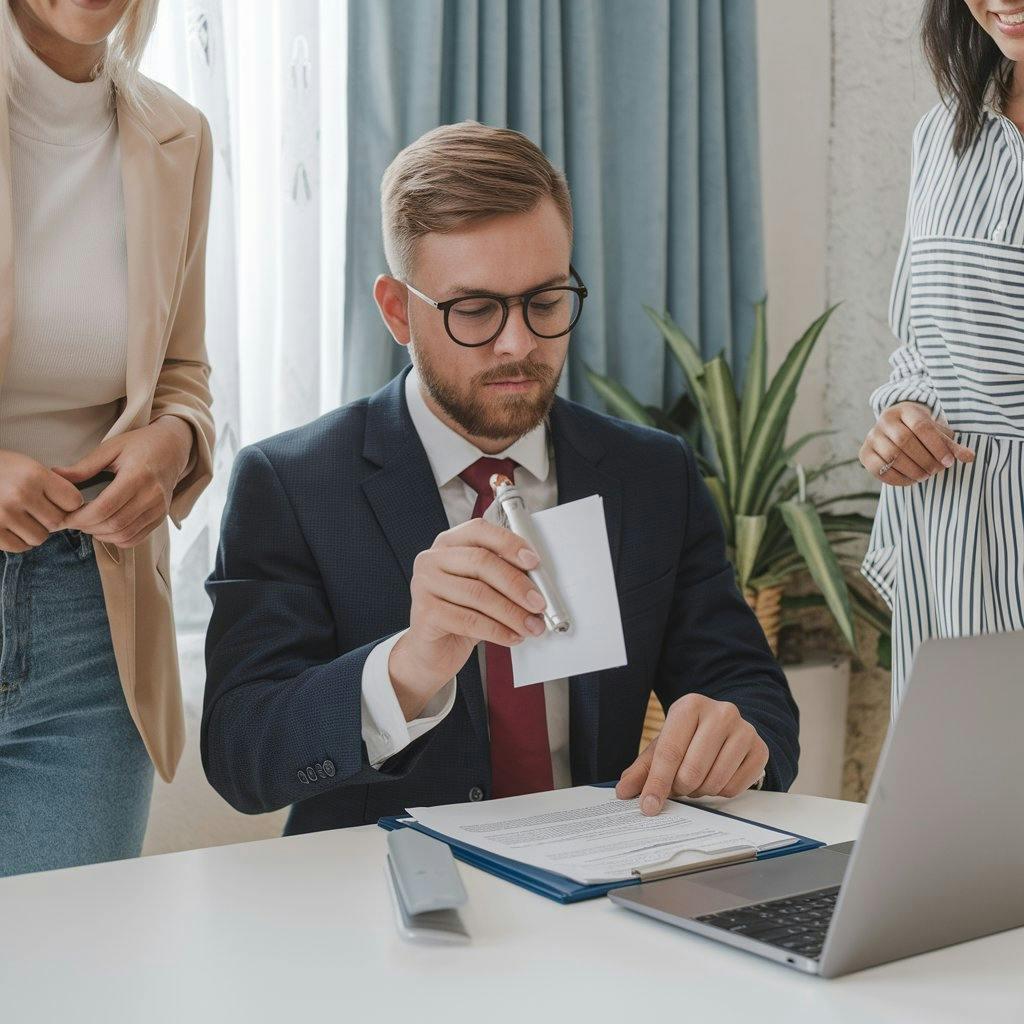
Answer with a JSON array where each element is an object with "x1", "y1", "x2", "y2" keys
[
  {"x1": 343, "y1": 0, "x2": 765, "y2": 409},
  {"x1": 143, "y1": 0, "x2": 347, "y2": 642}
]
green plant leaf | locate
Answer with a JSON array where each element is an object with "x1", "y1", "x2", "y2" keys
[
  {"x1": 848, "y1": 582, "x2": 891, "y2": 635},
  {"x1": 644, "y1": 305, "x2": 704, "y2": 378},
  {"x1": 666, "y1": 390, "x2": 700, "y2": 433},
  {"x1": 735, "y1": 514, "x2": 767, "y2": 588},
  {"x1": 815, "y1": 491, "x2": 882, "y2": 509},
  {"x1": 704, "y1": 476, "x2": 733, "y2": 542},
  {"x1": 876, "y1": 632, "x2": 892, "y2": 670},
  {"x1": 748, "y1": 560, "x2": 806, "y2": 590},
  {"x1": 703, "y1": 355, "x2": 741, "y2": 497},
  {"x1": 777, "y1": 458, "x2": 860, "y2": 502},
  {"x1": 820, "y1": 512, "x2": 875, "y2": 536},
  {"x1": 739, "y1": 297, "x2": 767, "y2": 454},
  {"x1": 644, "y1": 405, "x2": 688, "y2": 438},
  {"x1": 644, "y1": 306, "x2": 712, "y2": 426},
  {"x1": 780, "y1": 593, "x2": 829, "y2": 612},
  {"x1": 735, "y1": 305, "x2": 838, "y2": 515},
  {"x1": 779, "y1": 498, "x2": 857, "y2": 650},
  {"x1": 781, "y1": 585, "x2": 893, "y2": 669},
  {"x1": 583, "y1": 365, "x2": 655, "y2": 426},
  {"x1": 850, "y1": 584, "x2": 893, "y2": 669},
  {"x1": 749, "y1": 544, "x2": 810, "y2": 588},
  {"x1": 781, "y1": 428, "x2": 839, "y2": 462},
  {"x1": 747, "y1": 429, "x2": 839, "y2": 515},
  {"x1": 752, "y1": 513, "x2": 871, "y2": 578},
  {"x1": 692, "y1": 448, "x2": 717, "y2": 477}
]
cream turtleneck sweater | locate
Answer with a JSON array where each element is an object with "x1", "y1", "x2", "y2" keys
[{"x1": 0, "y1": 23, "x2": 128, "y2": 474}]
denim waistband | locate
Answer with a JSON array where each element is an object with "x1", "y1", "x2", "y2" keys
[
  {"x1": 60, "y1": 529, "x2": 94, "y2": 560},
  {"x1": 2, "y1": 530, "x2": 94, "y2": 565}
]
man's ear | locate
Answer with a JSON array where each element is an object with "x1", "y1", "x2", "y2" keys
[{"x1": 373, "y1": 275, "x2": 411, "y2": 346}]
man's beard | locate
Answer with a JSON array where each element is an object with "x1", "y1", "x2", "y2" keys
[{"x1": 413, "y1": 344, "x2": 562, "y2": 442}]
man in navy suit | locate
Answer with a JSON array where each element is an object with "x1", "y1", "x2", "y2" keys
[{"x1": 202, "y1": 122, "x2": 798, "y2": 835}]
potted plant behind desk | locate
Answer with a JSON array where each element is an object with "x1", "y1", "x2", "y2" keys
[{"x1": 584, "y1": 300, "x2": 891, "y2": 753}]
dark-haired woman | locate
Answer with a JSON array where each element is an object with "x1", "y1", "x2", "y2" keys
[{"x1": 859, "y1": 1, "x2": 1024, "y2": 708}]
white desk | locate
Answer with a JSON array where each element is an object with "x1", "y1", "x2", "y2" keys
[{"x1": 2, "y1": 792, "x2": 1022, "y2": 1023}]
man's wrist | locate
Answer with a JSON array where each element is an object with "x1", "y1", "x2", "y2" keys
[{"x1": 388, "y1": 633, "x2": 449, "y2": 721}]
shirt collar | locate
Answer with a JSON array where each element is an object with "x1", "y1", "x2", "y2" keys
[
  {"x1": 7, "y1": 19, "x2": 115, "y2": 146},
  {"x1": 405, "y1": 366, "x2": 550, "y2": 488}
]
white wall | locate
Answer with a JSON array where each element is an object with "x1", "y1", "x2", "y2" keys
[
  {"x1": 825, "y1": 0, "x2": 938, "y2": 490},
  {"x1": 756, "y1": 0, "x2": 831, "y2": 458},
  {"x1": 757, "y1": 0, "x2": 938, "y2": 474}
]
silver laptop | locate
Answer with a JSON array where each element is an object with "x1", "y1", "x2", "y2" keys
[{"x1": 609, "y1": 631, "x2": 1024, "y2": 977}]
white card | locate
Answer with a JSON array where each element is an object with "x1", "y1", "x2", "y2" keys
[{"x1": 506, "y1": 494, "x2": 627, "y2": 687}]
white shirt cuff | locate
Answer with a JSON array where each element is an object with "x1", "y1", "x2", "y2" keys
[{"x1": 360, "y1": 629, "x2": 457, "y2": 768}]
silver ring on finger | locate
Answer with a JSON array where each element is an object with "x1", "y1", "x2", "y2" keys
[{"x1": 878, "y1": 457, "x2": 896, "y2": 477}]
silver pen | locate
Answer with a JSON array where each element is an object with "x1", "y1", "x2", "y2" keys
[{"x1": 489, "y1": 473, "x2": 572, "y2": 634}]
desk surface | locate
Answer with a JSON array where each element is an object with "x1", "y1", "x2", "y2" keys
[{"x1": 2, "y1": 791, "x2": 1021, "y2": 1024}]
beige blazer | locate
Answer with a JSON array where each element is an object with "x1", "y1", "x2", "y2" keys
[{"x1": 0, "y1": 77, "x2": 216, "y2": 783}]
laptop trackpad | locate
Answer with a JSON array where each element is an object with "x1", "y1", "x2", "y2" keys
[{"x1": 702, "y1": 844, "x2": 851, "y2": 902}]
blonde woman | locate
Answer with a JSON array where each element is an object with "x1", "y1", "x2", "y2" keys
[{"x1": 0, "y1": 0, "x2": 214, "y2": 876}]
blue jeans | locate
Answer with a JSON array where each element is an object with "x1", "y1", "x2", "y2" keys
[{"x1": 0, "y1": 530, "x2": 154, "y2": 877}]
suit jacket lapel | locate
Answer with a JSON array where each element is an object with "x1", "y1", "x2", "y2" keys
[
  {"x1": 361, "y1": 368, "x2": 490, "y2": 745},
  {"x1": 549, "y1": 399, "x2": 623, "y2": 785},
  {"x1": 359, "y1": 379, "x2": 627, "y2": 768},
  {"x1": 113, "y1": 91, "x2": 194, "y2": 434}
]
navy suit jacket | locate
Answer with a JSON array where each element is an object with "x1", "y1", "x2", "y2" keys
[{"x1": 202, "y1": 366, "x2": 799, "y2": 834}]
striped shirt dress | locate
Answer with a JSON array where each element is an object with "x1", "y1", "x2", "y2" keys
[{"x1": 862, "y1": 101, "x2": 1024, "y2": 708}]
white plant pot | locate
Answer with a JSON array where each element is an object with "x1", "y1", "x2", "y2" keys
[{"x1": 784, "y1": 655, "x2": 851, "y2": 799}]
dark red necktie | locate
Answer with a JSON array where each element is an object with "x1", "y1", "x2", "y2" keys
[{"x1": 458, "y1": 457, "x2": 554, "y2": 799}]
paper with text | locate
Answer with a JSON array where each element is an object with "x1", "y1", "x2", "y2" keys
[
  {"x1": 408, "y1": 786, "x2": 798, "y2": 885},
  {"x1": 505, "y1": 494, "x2": 626, "y2": 687}
]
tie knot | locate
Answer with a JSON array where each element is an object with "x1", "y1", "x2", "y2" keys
[{"x1": 459, "y1": 457, "x2": 519, "y2": 503}]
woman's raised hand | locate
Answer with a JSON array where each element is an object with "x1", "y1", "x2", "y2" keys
[{"x1": 859, "y1": 402, "x2": 975, "y2": 486}]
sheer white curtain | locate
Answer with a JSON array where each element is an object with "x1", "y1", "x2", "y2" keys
[{"x1": 141, "y1": 0, "x2": 347, "y2": 677}]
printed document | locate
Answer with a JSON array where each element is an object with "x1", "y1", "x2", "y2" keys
[{"x1": 408, "y1": 786, "x2": 798, "y2": 885}]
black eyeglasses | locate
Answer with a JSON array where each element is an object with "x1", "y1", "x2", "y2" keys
[{"x1": 404, "y1": 265, "x2": 588, "y2": 348}]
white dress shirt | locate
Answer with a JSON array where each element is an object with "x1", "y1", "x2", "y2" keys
[{"x1": 360, "y1": 368, "x2": 572, "y2": 787}]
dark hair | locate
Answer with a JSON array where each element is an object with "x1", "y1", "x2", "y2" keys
[{"x1": 922, "y1": 0, "x2": 1015, "y2": 156}]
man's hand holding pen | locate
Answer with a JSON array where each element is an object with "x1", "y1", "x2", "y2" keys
[
  {"x1": 388, "y1": 519, "x2": 547, "y2": 721},
  {"x1": 616, "y1": 694, "x2": 770, "y2": 814},
  {"x1": 389, "y1": 511, "x2": 769, "y2": 811}
]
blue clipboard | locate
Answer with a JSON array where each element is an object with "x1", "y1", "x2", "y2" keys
[{"x1": 377, "y1": 784, "x2": 824, "y2": 905}]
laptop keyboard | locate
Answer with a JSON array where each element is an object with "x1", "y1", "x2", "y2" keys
[{"x1": 695, "y1": 885, "x2": 840, "y2": 960}]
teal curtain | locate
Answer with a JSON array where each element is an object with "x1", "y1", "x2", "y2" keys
[{"x1": 343, "y1": 0, "x2": 764, "y2": 409}]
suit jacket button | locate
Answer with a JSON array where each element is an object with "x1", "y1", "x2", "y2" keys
[
  {"x1": 469, "y1": 786, "x2": 484, "y2": 802},
  {"x1": 323, "y1": 759, "x2": 336, "y2": 777},
  {"x1": 297, "y1": 770, "x2": 310, "y2": 784}
]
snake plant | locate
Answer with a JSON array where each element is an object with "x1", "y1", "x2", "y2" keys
[{"x1": 585, "y1": 299, "x2": 890, "y2": 666}]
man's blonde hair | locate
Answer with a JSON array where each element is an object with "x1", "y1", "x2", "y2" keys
[{"x1": 381, "y1": 121, "x2": 573, "y2": 280}]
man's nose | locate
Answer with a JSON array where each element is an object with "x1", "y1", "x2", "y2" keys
[{"x1": 491, "y1": 301, "x2": 539, "y2": 359}]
